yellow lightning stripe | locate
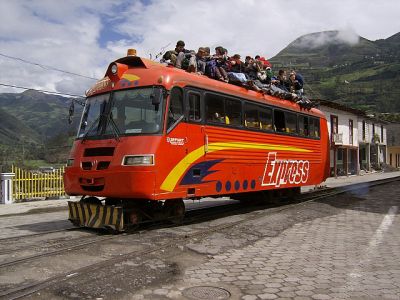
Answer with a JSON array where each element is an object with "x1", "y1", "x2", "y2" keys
[
  {"x1": 122, "y1": 74, "x2": 140, "y2": 81},
  {"x1": 160, "y1": 141, "x2": 312, "y2": 192}
]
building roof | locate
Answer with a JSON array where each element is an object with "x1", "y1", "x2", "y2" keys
[{"x1": 312, "y1": 99, "x2": 389, "y2": 124}]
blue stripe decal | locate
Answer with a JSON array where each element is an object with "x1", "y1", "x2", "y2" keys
[{"x1": 180, "y1": 159, "x2": 224, "y2": 185}]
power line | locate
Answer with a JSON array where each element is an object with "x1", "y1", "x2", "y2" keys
[
  {"x1": 0, "y1": 83, "x2": 85, "y2": 98},
  {"x1": 0, "y1": 52, "x2": 99, "y2": 81}
]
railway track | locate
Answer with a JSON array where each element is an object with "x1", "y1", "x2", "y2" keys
[
  {"x1": 0, "y1": 176, "x2": 398, "y2": 300},
  {"x1": 0, "y1": 228, "x2": 77, "y2": 243}
]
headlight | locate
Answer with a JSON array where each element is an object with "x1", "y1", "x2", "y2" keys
[
  {"x1": 111, "y1": 63, "x2": 118, "y2": 74},
  {"x1": 123, "y1": 155, "x2": 154, "y2": 166},
  {"x1": 66, "y1": 159, "x2": 74, "y2": 167}
]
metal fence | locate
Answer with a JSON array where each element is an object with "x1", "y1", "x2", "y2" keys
[{"x1": 11, "y1": 166, "x2": 66, "y2": 200}]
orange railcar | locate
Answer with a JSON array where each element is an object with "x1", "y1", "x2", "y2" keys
[{"x1": 65, "y1": 52, "x2": 330, "y2": 230}]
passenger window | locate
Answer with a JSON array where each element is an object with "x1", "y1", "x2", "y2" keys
[
  {"x1": 298, "y1": 115, "x2": 309, "y2": 136},
  {"x1": 274, "y1": 110, "x2": 286, "y2": 132},
  {"x1": 188, "y1": 92, "x2": 201, "y2": 122},
  {"x1": 206, "y1": 93, "x2": 225, "y2": 124},
  {"x1": 225, "y1": 99, "x2": 241, "y2": 126},
  {"x1": 285, "y1": 112, "x2": 297, "y2": 134},
  {"x1": 244, "y1": 103, "x2": 260, "y2": 129},
  {"x1": 168, "y1": 87, "x2": 183, "y2": 129},
  {"x1": 259, "y1": 107, "x2": 273, "y2": 131},
  {"x1": 310, "y1": 118, "x2": 320, "y2": 138}
]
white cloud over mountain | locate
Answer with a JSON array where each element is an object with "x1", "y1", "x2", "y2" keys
[{"x1": 0, "y1": 0, "x2": 399, "y2": 96}]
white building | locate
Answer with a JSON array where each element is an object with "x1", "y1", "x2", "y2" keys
[{"x1": 317, "y1": 100, "x2": 387, "y2": 176}]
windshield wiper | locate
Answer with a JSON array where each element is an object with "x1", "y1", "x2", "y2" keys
[
  {"x1": 107, "y1": 116, "x2": 121, "y2": 142},
  {"x1": 80, "y1": 115, "x2": 101, "y2": 144}
]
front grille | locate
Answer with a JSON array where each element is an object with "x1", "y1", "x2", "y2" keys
[
  {"x1": 81, "y1": 185, "x2": 104, "y2": 192},
  {"x1": 97, "y1": 161, "x2": 110, "y2": 170},
  {"x1": 81, "y1": 161, "x2": 92, "y2": 170},
  {"x1": 84, "y1": 147, "x2": 115, "y2": 157}
]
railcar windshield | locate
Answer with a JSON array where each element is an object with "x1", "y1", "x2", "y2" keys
[{"x1": 78, "y1": 87, "x2": 164, "y2": 139}]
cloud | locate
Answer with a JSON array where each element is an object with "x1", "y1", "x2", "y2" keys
[
  {"x1": 290, "y1": 29, "x2": 360, "y2": 49},
  {"x1": 0, "y1": 0, "x2": 399, "y2": 96}
]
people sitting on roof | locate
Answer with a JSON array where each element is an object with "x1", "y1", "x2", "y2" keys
[
  {"x1": 162, "y1": 40, "x2": 197, "y2": 72},
  {"x1": 290, "y1": 70, "x2": 304, "y2": 96},
  {"x1": 205, "y1": 46, "x2": 229, "y2": 82},
  {"x1": 196, "y1": 47, "x2": 208, "y2": 75},
  {"x1": 226, "y1": 54, "x2": 248, "y2": 85},
  {"x1": 288, "y1": 71, "x2": 303, "y2": 97},
  {"x1": 160, "y1": 41, "x2": 314, "y2": 109}
]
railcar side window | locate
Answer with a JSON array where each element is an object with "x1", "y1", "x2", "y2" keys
[
  {"x1": 285, "y1": 112, "x2": 297, "y2": 134},
  {"x1": 244, "y1": 103, "x2": 260, "y2": 129},
  {"x1": 310, "y1": 117, "x2": 320, "y2": 138},
  {"x1": 274, "y1": 110, "x2": 286, "y2": 132},
  {"x1": 244, "y1": 103, "x2": 273, "y2": 131},
  {"x1": 206, "y1": 93, "x2": 226, "y2": 124},
  {"x1": 225, "y1": 99, "x2": 242, "y2": 126},
  {"x1": 188, "y1": 92, "x2": 201, "y2": 122},
  {"x1": 168, "y1": 87, "x2": 184, "y2": 129},
  {"x1": 259, "y1": 107, "x2": 273, "y2": 131},
  {"x1": 298, "y1": 115, "x2": 309, "y2": 136}
]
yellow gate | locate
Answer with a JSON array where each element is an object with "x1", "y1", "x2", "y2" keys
[{"x1": 11, "y1": 166, "x2": 66, "y2": 200}]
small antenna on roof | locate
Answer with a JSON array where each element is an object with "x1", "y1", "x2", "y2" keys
[{"x1": 151, "y1": 42, "x2": 172, "y2": 61}]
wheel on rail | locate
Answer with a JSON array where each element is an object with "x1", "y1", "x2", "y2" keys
[
  {"x1": 164, "y1": 199, "x2": 185, "y2": 224},
  {"x1": 286, "y1": 187, "x2": 301, "y2": 202},
  {"x1": 260, "y1": 190, "x2": 277, "y2": 205},
  {"x1": 125, "y1": 208, "x2": 143, "y2": 231}
]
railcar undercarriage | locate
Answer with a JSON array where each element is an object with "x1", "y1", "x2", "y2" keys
[{"x1": 68, "y1": 197, "x2": 185, "y2": 232}]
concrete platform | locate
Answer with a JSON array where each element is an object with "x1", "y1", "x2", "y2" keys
[{"x1": 0, "y1": 171, "x2": 399, "y2": 217}]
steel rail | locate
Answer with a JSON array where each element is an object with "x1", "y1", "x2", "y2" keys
[{"x1": 1, "y1": 176, "x2": 399, "y2": 300}]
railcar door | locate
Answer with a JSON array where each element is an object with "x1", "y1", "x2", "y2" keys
[
  {"x1": 181, "y1": 88, "x2": 206, "y2": 197},
  {"x1": 161, "y1": 86, "x2": 188, "y2": 196}
]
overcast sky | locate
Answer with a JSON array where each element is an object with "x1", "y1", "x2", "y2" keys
[{"x1": 0, "y1": 0, "x2": 399, "y2": 96}]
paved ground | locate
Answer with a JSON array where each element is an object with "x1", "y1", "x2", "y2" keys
[
  {"x1": 0, "y1": 171, "x2": 399, "y2": 300},
  {"x1": 1, "y1": 171, "x2": 399, "y2": 217},
  {"x1": 114, "y1": 176, "x2": 398, "y2": 300}
]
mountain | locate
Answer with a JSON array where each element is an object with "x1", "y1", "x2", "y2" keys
[
  {"x1": 0, "y1": 90, "x2": 81, "y2": 139},
  {"x1": 269, "y1": 30, "x2": 400, "y2": 113},
  {"x1": 0, "y1": 90, "x2": 82, "y2": 163},
  {"x1": 0, "y1": 107, "x2": 41, "y2": 145}
]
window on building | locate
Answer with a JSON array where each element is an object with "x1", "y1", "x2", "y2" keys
[
  {"x1": 349, "y1": 119, "x2": 353, "y2": 145},
  {"x1": 362, "y1": 120, "x2": 366, "y2": 141},
  {"x1": 330, "y1": 115, "x2": 338, "y2": 143}
]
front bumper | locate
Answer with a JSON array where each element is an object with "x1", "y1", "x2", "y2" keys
[{"x1": 68, "y1": 201, "x2": 124, "y2": 231}]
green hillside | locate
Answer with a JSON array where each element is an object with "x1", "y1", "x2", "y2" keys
[
  {"x1": 0, "y1": 90, "x2": 82, "y2": 165},
  {"x1": 0, "y1": 90, "x2": 81, "y2": 138},
  {"x1": 0, "y1": 107, "x2": 41, "y2": 145},
  {"x1": 269, "y1": 31, "x2": 400, "y2": 113}
]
